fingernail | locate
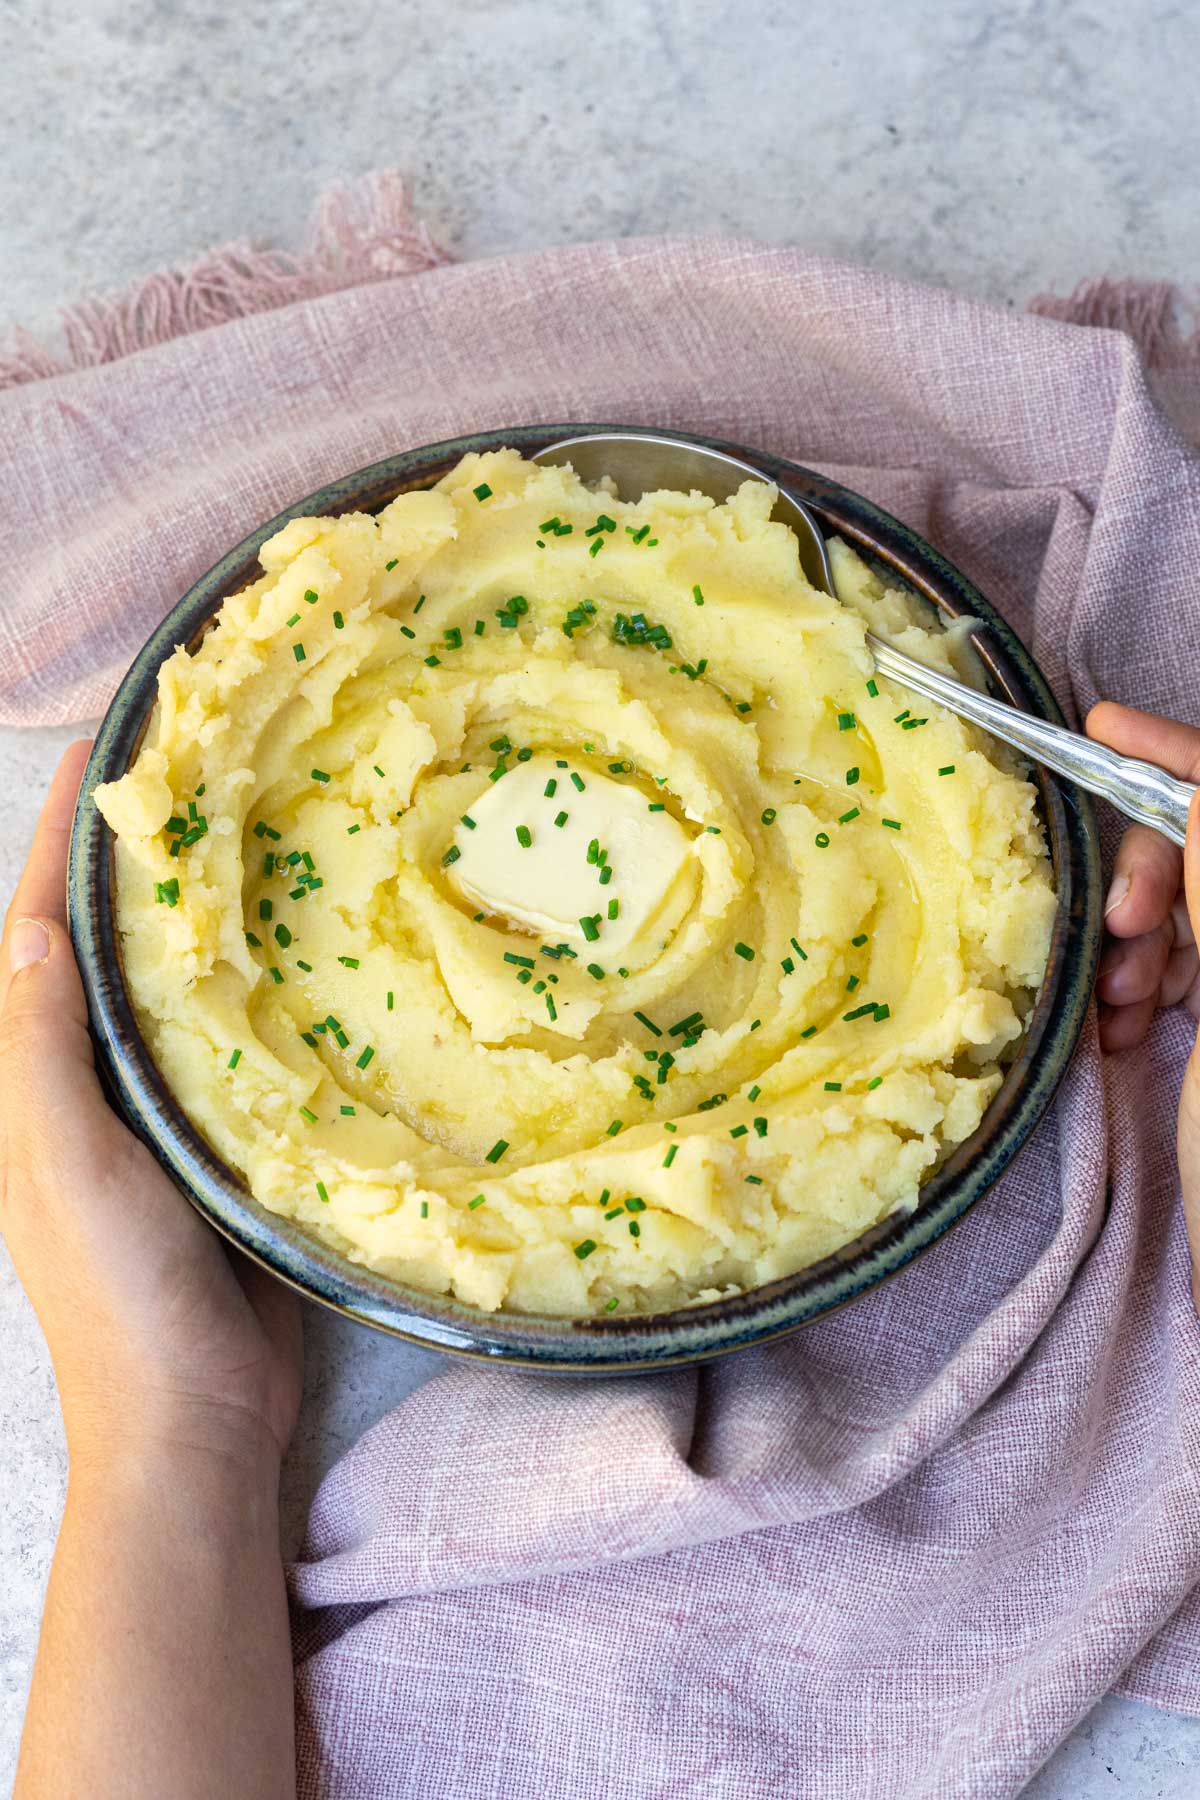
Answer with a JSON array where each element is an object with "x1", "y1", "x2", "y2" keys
[
  {"x1": 9, "y1": 917, "x2": 50, "y2": 972},
  {"x1": 1104, "y1": 872, "x2": 1130, "y2": 918}
]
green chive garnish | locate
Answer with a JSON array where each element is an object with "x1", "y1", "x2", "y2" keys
[
  {"x1": 839, "y1": 807, "x2": 860, "y2": 824},
  {"x1": 268, "y1": 966, "x2": 284, "y2": 984},
  {"x1": 293, "y1": 643, "x2": 306, "y2": 662},
  {"x1": 730, "y1": 1123, "x2": 748, "y2": 1139},
  {"x1": 734, "y1": 942, "x2": 755, "y2": 961},
  {"x1": 882, "y1": 818, "x2": 902, "y2": 831},
  {"x1": 468, "y1": 1194, "x2": 486, "y2": 1210},
  {"x1": 867, "y1": 1075, "x2": 883, "y2": 1090},
  {"x1": 275, "y1": 923, "x2": 292, "y2": 948},
  {"x1": 815, "y1": 832, "x2": 830, "y2": 848},
  {"x1": 761, "y1": 807, "x2": 777, "y2": 826},
  {"x1": 663, "y1": 1143, "x2": 678, "y2": 1167},
  {"x1": 516, "y1": 825, "x2": 533, "y2": 848},
  {"x1": 485, "y1": 1139, "x2": 508, "y2": 1163},
  {"x1": 311, "y1": 768, "x2": 330, "y2": 784},
  {"x1": 155, "y1": 878, "x2": 180, "y2": 906},
  {"x1": 606, "y1": 1120, "x2": 623, "y2": 1136},
  {"x1": 824, "y1": 1081, "x2": 842, "y2": 1092},
  {"x1": 387, "y1": 991, "x2": 394, "y2": 1010},
  {"x1": 300, "y1": 1106, "x2": 318, "y2": 1125},
  {"x1": 473, "y1": 482, "x2": 492, "y2": 501},
  {"x1": 385, "y1": 558, "x2": 398, "y2": 571},
  {"x1": 356, "y1": 1045, "x2": 375, "y2": 1068},
  {"x1": 338, "y1": 955, "x2": 360, "y2": 969},
  {"x1": 939, "y1": 765, "x2": 956, "y2": 776},
  {"x1": 866, "y1": 678, "x2": 879, "y2": 697},
  {"x1": 692, "y1": 585, "x2": 704, "y2": 605},
  {"x1": 837, "y1": 712, "x2": 856, "y2": 730},
  {"x1": 580, "y1": 915, "x2": 601, "y2": 942},
  {"x1": 846, "y1": 768, "x2": 860, "y2": 785},
  {"x1": 852, "y1": 933, "x2": 868, "y2": 946},
  {"x1": 316, "y1": 1181, "x2": 329, "y2": 1203},
  {"x1": 443, "y1": 846, "x2": 462, "y2": 866},
  {"x1": 586, "y1": 963, "x2": 606, "y2": 981},
  {"x1": 574, "y1": 1239, "x2": 597, "y2": 1260},
  {"x1": 227, "y1": 1048, "x2": 242, "y2": 1068}
]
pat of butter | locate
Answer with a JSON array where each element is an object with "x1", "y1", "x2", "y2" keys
[{"x1": 449, "y1": 756, "x2": 695, "y2": 958}]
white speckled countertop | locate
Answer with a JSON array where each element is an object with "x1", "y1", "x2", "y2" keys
[{"x1": 4, "y1": 3, "x2": 1200, "y2": 1792}]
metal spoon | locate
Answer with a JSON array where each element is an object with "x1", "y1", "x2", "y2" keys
[{"x1": 533, "y1": 430, "x2": 1196, "y2": 848}]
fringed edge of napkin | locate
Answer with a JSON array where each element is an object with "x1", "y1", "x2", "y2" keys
[
  {"x1": 0, "y1": 170, "x2": 452, "y2": 390},
  {"x1": 1029, "y1": 277, "x2": 1199, "y2": 370}
]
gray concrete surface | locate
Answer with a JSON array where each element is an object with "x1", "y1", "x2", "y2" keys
[{"x1": 4, "y1": 1, "x2": 1200, "y2": 1792}]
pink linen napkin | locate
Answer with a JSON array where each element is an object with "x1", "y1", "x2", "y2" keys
[{"x1": 8, "y1": 181, "x2": 1200, "y2": 1798}]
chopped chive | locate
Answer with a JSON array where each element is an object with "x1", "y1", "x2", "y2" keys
[
  {"x1": 867, "y1": 1075, "x2": 884, "y2": 1090},
  {"x1": 873, "y1": 1003, "x2": 891, "y2": 1022},
  {"x1": 245, "y1": 930, "x2": 262, "y2": 948},
  {"x1": 580, "y1": 915, "x2": 601, "y2": 942},
  {"x1": 606, "y1": 1119, "x2": 623, "y2": 1136},
  {"x1": 800, "y1": 1025, "x2": 817, "y2": 1038},
  {"x1": 268, "y1": 966, "x2": 284, "y2": 984},
  {"x1": 730, "y1": 1123, "x2": 748, "y2": 1139},
  {"x1": 663, "y1": 1143, "x2": 678, "y2": 1167},
  {"x1": 824, "y1": 1081, "x2": 842, "y2": 1092},
  {"x1": 571, "y1": 772, "x2": 585, "y2": 792},
  {"x1": 706, "y1": 825, "x2": 721, "y2": 835},
  {"x1": 815, "y1": 832, "x2": 830, "y2": 848},
  {"x1": 761, "y1": 807, "x2": 777, "y2": 826},
  {"x1": 374, "y1": 765, "x2": 385, "y2": 778},
  {"x1": 734, "y1": 942, "x2": 755, "y2": 961},
  {"x1": 340, "y1": 1105, "x2": 356, "y2": 1116},
  {"x1": 516, "y1": 824, "x2": 533, "y2": 848},
  {"x1": 274, "y1": 923, "x2": 292, "y2": 948},
  {"x1": 443, "y1": 845, "x2": 462, "y2": 866},
  {"x1": 839, "y1": 807, "x2": 860, "y2": 824},
  {"x1": 414, "y1": 595, "x2": 426, "y2": 613},
  {"x1": 346, "y1": 823, "x2": 361, "y2": 836},
  {"x1": 485, "y1": 1138, "x2": 508, "y2": 1163},
  {"x1": 746, "y1": 1175, "x2": 763, "y2": 1185},
  {"x1": 648, "y1": 801, "x2": 665, "y2": 812},
  {"x1": 286, "y1": 613, "x2": 300, "y2": 628},
  {"x1": 316, "y1": 1181, "x2": 329, "y2": 1203},
  {"x1": 400, "y1": 625, "x2": 416, "y2": 639},
  {"x1": 356, "y1": 1045, "x2": 375, "y2": 1069},
  {"x1": 543, "y1": 778, "x2": 557, "y2": 798},
  {"x1": 304, "y1": 589, "x2": 319, "y2": 606},
  {"x1": 296, "y1": 959, "x2": 312, "y2": 972},
  {"x1": 546, "y1": 992, "x2": 557, "y2": 1021},
  {"x1": 293, "y1": 643, "x2": 306, "y2": 662},
  {"x1": 387, "y1": 991, "x2": 394, "y2": 1010},
  {"x1": 154, "y1": 878, "x2": 180, "y2": 906},
  {"x1": 424, "y1": 654, "x2": 441, "y2": 668},
  {"x1": 608, "y1": 898, "x2": 619, "y2": 919},
  {"x1": 503, "y1": 952, "x2": 535, "y2": 968},
  {"x1": 852, "y1": 933, "x2": 869, "y2": 946},
  {"x1": 468, "y1": 1194, "x2": 486, "y2": 1210},
  {"x1": 781, "y1": 957, "x2": 795, "y2": 974},
  {"x1": 866, "y1": 678, "x2": 879, "y2": 697},
  {"x1": 227, "y1": 1048, "x2": 242, "y2": 1068},
  {"x1": 259, "y1": 898, "x2": 273, "y2": 921},
  {"x1": 474, "y1": 618, "x2": 486, "y2": 635},
  {"x1": 420, "y1": 1200, "x2": 429, "y2": 1218},
  {"x1": 586, "y1": 963, "x2": 606, "y2": 981},
  {"x1": 669, "y1": 1011, "x2": 704, "y2": 1038},
  {"x1": 444, "y1": 627, "x2": 463, "y2": 650},
  {"x1": 333, "y1": 611, "x2": 345, "y2": 629},
  {"x1": 634, "y1": 1010, "x2": 662, "y2": 1037},
  {"x1": 847, "y1": 974, "x2": 860, "y2": 991},
  {"x1": 589, "y1": 538, "x2": 603, "y2": 557},
  {"x1": 882, "y1": 818, "x2": 902, "y2": 831},
  {"x1": 299, "y1": 1106, "x2": 318, "y2": 1125},
  {"x1": 574, "y1": 1239, "x2": 597, "y2": 1260},
  {"x1": 473, "y1": 482, "x2": 493, "y2": 501},
  {"x1": 846, "y1": 767, "x2": 860, "y2": 785},
  {"x1": 753, "y1": 1116, "x2": 768, "y2": 1137},
  {"x1": 939, "y1": 764, "x2": 956, "y2": 776},
  {"x1": 311, "y1": 768, "x2": 330, "y2": 784},
  {"x1": 837, "y1": 712, "x2": 856, "y2": 731},
  {"x1": 338, "y1": 955, "x2": 360, "y2": 969},
  {"x1": 692, "y1": 585, "x2": 705, "y2": 606}
]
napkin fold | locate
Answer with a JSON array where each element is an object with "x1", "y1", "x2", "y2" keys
[{"x1": 8, "y1": 177, "x2": 1200, "y2": 1799}]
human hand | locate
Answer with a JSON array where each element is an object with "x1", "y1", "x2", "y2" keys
[
  {"x1": 0, "y1": 742, "x2": 303, "y2": 1474},
  {"x1": 1087, "y1": 702, "x2": 1200, "y2": 1304}
]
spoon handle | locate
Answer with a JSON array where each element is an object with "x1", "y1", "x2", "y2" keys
[{"x1": 867, "y1": 634, "x2": 1196, "y2": 848}]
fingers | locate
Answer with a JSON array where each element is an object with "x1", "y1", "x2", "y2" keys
[
  {"x1": 1087, "y1": 702, "x2": 1200, "y2": 782},
  {"x1": 1099, "y1": 823, "x2": 1182, "y2": 939},
  {"x1": 1097, "y1": 918, "x2": 1174, "y2": 1007},
  {"x1": 1098, "y1": 995, "x2": 1158, "y2": 1054}
]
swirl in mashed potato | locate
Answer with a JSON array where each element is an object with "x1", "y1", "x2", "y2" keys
[{"x1": 95, "y1": 450, "x2": 1055, "y2": 1317}]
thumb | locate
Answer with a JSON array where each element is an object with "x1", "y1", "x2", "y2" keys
[{"x1": 0, "y1": 914, "x2": 101, "y2": 1136}]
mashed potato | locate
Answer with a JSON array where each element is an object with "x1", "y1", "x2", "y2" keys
[{"x1": 95, "y1": 450, "x2": 1055, "y2": 1317}]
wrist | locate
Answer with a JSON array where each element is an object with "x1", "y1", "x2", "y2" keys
[{"x1": 64, "y1": 1389, "x2": 284, "y2": 1502}]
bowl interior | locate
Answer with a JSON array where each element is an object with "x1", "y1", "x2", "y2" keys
[{"x1": 68, "y1": 424, "x2": 1102, "y2": 1371}]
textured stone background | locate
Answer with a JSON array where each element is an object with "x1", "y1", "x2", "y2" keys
[{"x1": 3, "y1": 1, "x2": 1200, "y2": 1793}]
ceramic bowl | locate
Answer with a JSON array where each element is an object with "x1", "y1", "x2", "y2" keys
[{"x1": 68, "y1": 424, "x2": 1102, "y2": 1371}]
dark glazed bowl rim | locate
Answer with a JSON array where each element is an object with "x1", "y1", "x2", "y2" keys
[{"x1": 68, "y1": 423, "x2": 1102, "y2": 1371}]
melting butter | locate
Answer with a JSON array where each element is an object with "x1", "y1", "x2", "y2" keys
[{"x1": 449, "y1": 756, "x2": 696, "y2": 959}]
